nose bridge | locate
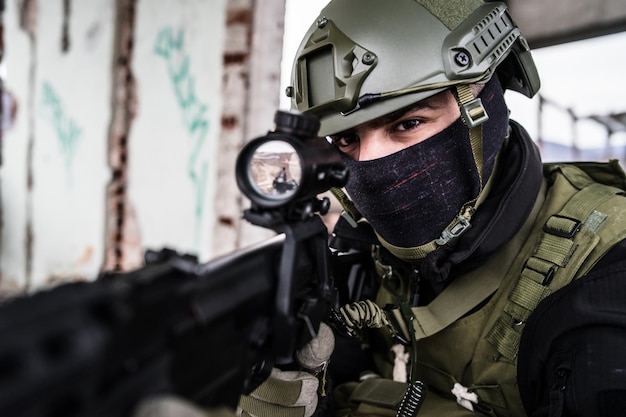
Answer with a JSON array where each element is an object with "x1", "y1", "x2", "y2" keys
[{"x1": 357, "y1": 126, "x2": 387, "y2": 161}]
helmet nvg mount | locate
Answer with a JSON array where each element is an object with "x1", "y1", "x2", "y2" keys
[{"x1": 286, "y1": 0, "x2": 541, "y2": 137}]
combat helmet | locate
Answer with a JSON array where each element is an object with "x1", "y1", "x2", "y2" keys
[{"x1": 286, "y1": 0, "x2": 540, "y2": 137}]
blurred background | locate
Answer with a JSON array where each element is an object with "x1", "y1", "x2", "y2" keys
[{"x1": 1, "y1": 0, "x2": 625, "y2": 294}]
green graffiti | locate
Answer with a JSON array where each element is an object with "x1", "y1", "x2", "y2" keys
[
  {"x1": 40, "y1": 81, "x2": 82, "y2": 185},
  {"x1": 155, "y1": 27, "x2": 210, "y2": 250}
]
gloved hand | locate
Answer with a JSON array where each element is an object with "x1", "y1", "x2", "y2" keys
[{"x1": 237, "y1": 322, "x2": 335, "y2": 417}]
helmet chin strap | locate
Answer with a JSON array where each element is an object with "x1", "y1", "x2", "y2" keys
[{"x1": 331, "y1": 84, "x2": 492, "y2": 261}]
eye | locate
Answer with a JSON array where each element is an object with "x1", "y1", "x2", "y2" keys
[
  {"x1": 392, "y1": 118, "x2": 421, "y2": 132},
  {"x1": 330, "y1": 133, "x2": 359, "y2": 148}
]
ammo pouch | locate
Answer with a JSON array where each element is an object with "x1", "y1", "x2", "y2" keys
[
  {"x1": 346, "y1": 378, "x2": 407, "y2": 416},
  {"x1": 352, "y1": 378, "x2": 407, "y2": 408}
]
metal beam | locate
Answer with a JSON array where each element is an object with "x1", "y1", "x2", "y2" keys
[{"x1": 505, "y1": 0, "x2": 626, "y2": 48}]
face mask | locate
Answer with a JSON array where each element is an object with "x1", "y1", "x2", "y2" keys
[{"x1": 340, "y1": 77, "x2": 509, "y2": 250}]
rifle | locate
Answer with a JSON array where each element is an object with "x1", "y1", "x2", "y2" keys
[{"x1": 0, "y1": 110, "x2": 349, "y2": 417}]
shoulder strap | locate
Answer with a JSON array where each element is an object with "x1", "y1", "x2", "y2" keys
[
  {"x1": 487, "y1": 166, "x2": 626, "y2": 360},
  {"x1": 386, "y1": 179, "x2": 547, "y2": 341}
]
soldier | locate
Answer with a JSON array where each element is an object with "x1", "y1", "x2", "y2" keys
[{"x1": 236, "y1": 0, "x2": 626, "y2": 416}]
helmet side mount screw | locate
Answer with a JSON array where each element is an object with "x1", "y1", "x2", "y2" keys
[
  {"x1": 455, "y1": 51, "x2": 470, "y2": 67},
  {"x1": 362, "y1": 52, "x2": 376, "y2": 65},
  {"x1": 317, "y1": 17, "x2": 328, "y2": 28},
  {"x1": 285, "y1": 86, "x2": 294, "y2": 98}
]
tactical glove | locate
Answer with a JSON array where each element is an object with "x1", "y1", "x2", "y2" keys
[{"x1": 237, "y1": 322, "x2": 335, "y2": 417}]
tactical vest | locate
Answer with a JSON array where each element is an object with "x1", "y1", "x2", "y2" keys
[{"x1": 345, "y1": 161, "x2": 626, "y2": 417}]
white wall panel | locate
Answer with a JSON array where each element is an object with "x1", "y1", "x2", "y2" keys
[
  {"x1": 130, "y1": 0, "x2": 226, "y2": 261},
  {"x1": 1, "y1": 0, "x2": 113, "y2": 291},
  {"x1": 30, "y1": 0, "x2": 113, "y2": 288},
  {"x1": 0, "y1": 0, "x2": 32, "y2": 293}
]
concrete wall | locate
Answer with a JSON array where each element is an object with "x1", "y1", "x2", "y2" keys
[{"x1": 0, "y1": 0, "x2": 285, "y2": 295}]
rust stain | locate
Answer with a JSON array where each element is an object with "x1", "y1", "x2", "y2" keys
[
  {"x1": 218, "y1": 216, "x2": 235, "y2": 227},
  {"x1": 223, "y1": 52, "x2": 248, "y2": 66},
  {"x1": 227, "y1": 9, "x2": 253, "y2": 26},
  {"x1": 221, "y1": 115, "x2": 238, "y2": 129},
  {"x1": 76, "y1": 245, "x2": 94, "y2": 265}
]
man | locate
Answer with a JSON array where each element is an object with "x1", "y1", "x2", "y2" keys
[{"x1": 237, "y1": 0, "x2": 626, "y2": 416}]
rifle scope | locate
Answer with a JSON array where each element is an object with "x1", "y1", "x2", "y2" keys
[{"x1": 236, "y1": 110, "x2": 348, "y2": 211}]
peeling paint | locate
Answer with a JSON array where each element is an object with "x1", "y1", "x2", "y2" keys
[
  {"x1": 103, "y1": 0, "x2": 142, "y2": 272},
  {"x1": 214, "y1": 0, "x2": 287, "y2": 255},
  {"x1": 214, "y1": 2, "x2": 255, "y2": 254},
  {"x1": 18, "y1": 0, "x2": 37, "y2": 36}
]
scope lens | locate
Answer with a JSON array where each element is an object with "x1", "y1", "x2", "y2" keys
[{"x1": 249, "y1": 140, "x2": 302, "y2": 200}]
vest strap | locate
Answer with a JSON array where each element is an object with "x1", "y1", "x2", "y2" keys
[
  {"x1": 487, "y1": 181, "x2": 623, "y2": 360},
  {"x1": 330, "y1": 187, "x2": 361, "y2": 228},
  {"x1": 386, "y1": 180, "x2": 547, "y2": 341}
]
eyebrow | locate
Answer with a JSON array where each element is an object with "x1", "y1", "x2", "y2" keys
[
  {"x1": 330, "y1": 90, "x2": 450, "y2": 138},
  {"x1": 372, "y1": 101, "x2": 436, "y2": 128},
  {"x1": 340, "y1": 100, "x2": 439, "y2": 137}
]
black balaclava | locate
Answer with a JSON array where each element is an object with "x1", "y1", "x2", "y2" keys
[{"x1": 340, "y1": 76, "x2": 509, "y2": 251}]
